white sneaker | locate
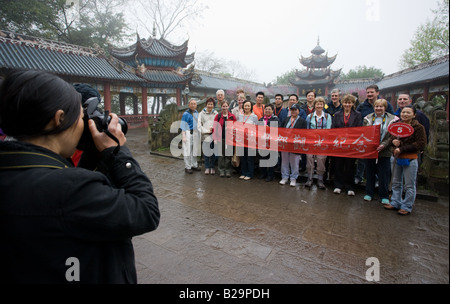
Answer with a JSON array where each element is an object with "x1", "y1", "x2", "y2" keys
[
  {"x1": 239, "y1": 175, "x2": 245, "y2": 179},
  {"x1": 347, "y1": 190, "x2": 355, "y2": 196},
  {"x1": 279, "y1": 178, "x2": 288, "y2": 185},
  {"x1": 290, "y1": 179, "x2": 297, "y2": 187},
  {"x1": 333, "y1": 188, "x2": 341, "y2": 194},
  {"x1": 354, "y1": 178, "x2": 361, "y2": 185}
]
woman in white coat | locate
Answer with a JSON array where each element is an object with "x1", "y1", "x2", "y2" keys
[{"x1": 197, "y1": 97, "x2": 218, "y2": 175}]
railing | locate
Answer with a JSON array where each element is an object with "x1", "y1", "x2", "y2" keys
[{"x1": 119, "y1": 114, "x2": 159, "y2": 129}]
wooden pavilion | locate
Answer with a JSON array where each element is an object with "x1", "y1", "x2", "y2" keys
[{"x1": 0, "y1": 30, "x2": 196, "y2": 128}]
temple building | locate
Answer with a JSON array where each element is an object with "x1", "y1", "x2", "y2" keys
[
  {"x1": 0, "y1": 29, "x2": 198, "y2": 128},
  {"x1": 110, "y1": 33, "x2": 196, "y2": 110},
  {"x1": 290, "y1": 39, "x2": 341, "y2": 97}
]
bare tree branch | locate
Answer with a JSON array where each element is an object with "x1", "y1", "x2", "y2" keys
[{"x1": 129, "y1": 0, "x2": 206, "y2": 40}]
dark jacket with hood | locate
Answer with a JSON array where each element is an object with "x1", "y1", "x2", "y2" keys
[{"x1": 357, "y1": 99, "x2": 394, "y2": 121}]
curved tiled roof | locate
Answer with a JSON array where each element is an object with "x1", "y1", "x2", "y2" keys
[
  {"x1": 377, "y1": 55, "x2": 449, "y2": 90},
  {"x1": 0, "y1": 31, "x2": 143, "y2": 83},
  {"x1": 290, "y1": 69, "x2": 341, "y2": 86},
  {"x1": 295, "y1": 68, "x2": 341, "y2": 80},
  {"x1": 0, "y1": 30, "x2": 196, "y2": 87},
  {"x1": 192, "y1": 72, "x2": 267, "y2": 92},
  {"x1": 300, "y1": 54, "x2": 337, "y2": 68},
  {"x1": 289, "y1": 77, "x2": 339, "y2": 86},
  {"x1": 311, "y1": 44, "x2": 325, "y2": 55},
  {"x1": 334, "y1": 79, "x2": 378, "y2": 95},
  {"x1": 141, "y1": 69, "x2": 193, "y2": 87},
  {"x1": 110, "y1": 35, "x2": 194, "y2": 68}
]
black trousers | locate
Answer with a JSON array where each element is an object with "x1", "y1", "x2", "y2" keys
[{"x1": 334, "y1": 157, "x2": 356, "y2": 191}]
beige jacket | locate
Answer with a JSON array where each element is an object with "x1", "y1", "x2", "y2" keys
[{"x1": 363, "y1": 112, "x2": 399, "y2": 158}]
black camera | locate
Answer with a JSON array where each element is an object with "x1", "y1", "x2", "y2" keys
[{"x1": 77, "y1": 96, "x2": 128, "y2": 152}]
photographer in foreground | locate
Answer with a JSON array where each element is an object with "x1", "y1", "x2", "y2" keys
[{"x1": 0, "y1": 70, "x2": 160, "y2": 283}]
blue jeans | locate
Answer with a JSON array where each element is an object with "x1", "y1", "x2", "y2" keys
[
  {"x1": 203, "y1": 141, "x2": 215, "y2": 169},
  {"x1": 365, "y1": 157, "x2": 391, "y2": 200},
  {"x1": 355, "y1": 158, "x2": 366, "y2": 181},
  {"x1": 204, "y1": 155, "x2": 215, "y2": 169},
  {"x1": 390, "y1": 158, "x2": 418, "y2": 212},
  {"x1": 241, "y1": 147, "x2": 255, "y2": 178}
]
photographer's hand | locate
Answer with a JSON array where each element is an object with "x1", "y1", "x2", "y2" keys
[{"x1": 89, "y1": 113, "x2": 126, "y2": 152}]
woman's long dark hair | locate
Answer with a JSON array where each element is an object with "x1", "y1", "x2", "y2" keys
[{"x1": 0, "y1": 70, "x2": 81, "y2": 139}]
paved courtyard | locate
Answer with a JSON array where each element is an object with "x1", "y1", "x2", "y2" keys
[{"x1": 126, "y1": 127, "x2": 449, "y2": 285}]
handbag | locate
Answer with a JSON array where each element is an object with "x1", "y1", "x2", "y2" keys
[
  {"x1": 231, "y1": 149, "x2": 240, "y2": 167},
  {"x1": 396, "y1": 158, "x2": 410, "y2": 167}
]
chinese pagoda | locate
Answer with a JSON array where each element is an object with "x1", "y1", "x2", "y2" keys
[
  {"x1": 110, "y1": 32, "x2": 195, "y2": 107},
  {"x1": 290, "y1": 38, "x2": 341, "y2": 97}
]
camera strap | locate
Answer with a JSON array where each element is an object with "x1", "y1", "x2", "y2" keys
[{"x1": 102, "y1": 111, "x2": 121, "y2": 155}]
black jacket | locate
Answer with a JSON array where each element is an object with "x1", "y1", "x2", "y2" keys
[
  {"x1": 0, "y1": 140, "x2": 160, "y2": 284},
  {"x1": 281, "y1": 115, "x2": 307, "y2": 129},
  {"x1": 331, "y1": 109, "x2": 363, "y2": 129},
  {"x1": 280, "y1": 116, "x2": 307, "y2": 155}
]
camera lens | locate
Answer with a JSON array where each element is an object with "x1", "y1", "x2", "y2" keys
[{"x1": 118, "y1": 117, "x2": 128, "y2": 134}]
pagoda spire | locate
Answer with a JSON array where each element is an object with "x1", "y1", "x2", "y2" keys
[
  {"x1": 152, "y1": 22, "x2": 157, "y2": 38},
  {"x1": 290, "y1": 39, "x2": 341, "y2": 96},
  {"x1": 311, "y1": 37, "x2": 325, "y2": 56}
]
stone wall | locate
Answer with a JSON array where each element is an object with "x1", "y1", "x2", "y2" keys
[
  {"x1": 421, "y1": 108, "x2": 449, "y2": 196},
  {"x1": 148, "y1": 99, "x2": 207, "y2": 151}
]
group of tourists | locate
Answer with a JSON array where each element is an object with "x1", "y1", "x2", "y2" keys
[{"x1": 181, "y1": 85, "x2": 429, "y2": 216}]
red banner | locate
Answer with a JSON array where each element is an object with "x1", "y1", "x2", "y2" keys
[{"x1": 224, "y1": 122, "x2": 381, "y2": 159}]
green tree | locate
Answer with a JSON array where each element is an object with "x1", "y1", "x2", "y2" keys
[
  {"x1": 0, "y1": 0, "x2": 62, "y2": 39},
  {"x1": 77, "y1": 0, "x2": 131, "y2": 50},
  {"x1": 399, "y1": 0, "x2": 449, "y2": 69},
  {"x1": 272, "y1": 69, "x2": 297, "y2": 85},
  {"x1": 0, "y1": 0, "x2": 130, "y2": 51},
  {"x1": 340, "y1": 66, "x2": 384, "y2": 80}
]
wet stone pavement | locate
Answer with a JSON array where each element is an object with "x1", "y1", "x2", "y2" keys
[{"x1": 126, "y1": 128, "x2": 449, "y2": 284}]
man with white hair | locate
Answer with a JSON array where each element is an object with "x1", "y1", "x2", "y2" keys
[
  {"x1": 181, "y1": 99, "x2": 200, "y2": 173},
  {"x1": 215, "y1": 89, "x2": 225, "y2": 111}
]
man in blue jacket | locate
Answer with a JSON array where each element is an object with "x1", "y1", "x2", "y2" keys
[
  {"x1": 325, "y1": 89, "x2": 342, "y2": 117},
  {"x1": 357, "y1": 85, "x2": 394, "y2": 118},
  {"x1": 181, "y1": 99, "x2": 200, "y2": 173},
  {"x1": 394, "y1": 93, "x2": 430, "y2": 142}
]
